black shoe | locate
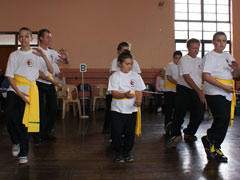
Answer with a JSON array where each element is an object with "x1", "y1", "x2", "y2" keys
[
  {"x1": 184, "y1": 134, "x2": 197, "y2": 142},
  {"x1": 201, "y1": 136, "x2": 215, "y2": 160},
  {"x1": 114, "y1": 156, "x2": 125, "y2": 163},
  {"x1": 125, "y1": 156, "x2": 134, "y2": 163},
  {"x1": 214, "y1": 148, "x2": 228, "y2": 162},
  {"x1": 42, "y1": 135, "x2": 56, "y2": 142}
]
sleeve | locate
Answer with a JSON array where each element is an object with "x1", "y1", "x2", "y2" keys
[
  {"x1": 135, "y1": 74, "x2": 146, "y2": 91},
  {"x1": 5, "y1": 53, "x2": 15, "y2": 78},
  {"x1": 202, "y1": 54, "x2": 214, "y2": 73},
  {"x1": 54, "y1": 63, "x2": 60, "y2": 75},
  {"x1": 38, "y1": 57, "x2": 49, "y2": 75},
  {"x1": 132, "y1": 60, "x2": 141, "y2": 73},
  {"x1": 179, "y1": 57, "x2": 190, "y2": 76},
  {"x1": 51, "y1": 50, "x2": 60, "y2": 63},
  {"x1": 110, "y1": 59, "x2": 118, "y2": 72},
  {"x1": 108, "y1": 73, "x2": 119, "y2": 91},
  {"x1": 165, "y1": 63, "x2": 171, "y2": 76}
]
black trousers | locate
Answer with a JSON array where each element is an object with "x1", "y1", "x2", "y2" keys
[
  {"x1": 171, "y1": 85, "x2": 204, "y2": 136},
  {"x1": 6, "y1": 91, "x2": 29, "y2": 156},
  {"x1": 155, "y1": 93, "x2": 163, "y2": 109},
  {"x1": 111, "y1": 111, "x2": 137, "y2": 157},
  {"x1": 36, "y1": 82, "x2": 57, "y2": 138},
  {"x1": 102, "y1": 94, "x2": 112, "y2": 131},
  {"x1": 205, "y1": 95, "x2": 231, "y2": 148},
  {"x1": 164, "y1": 92, "x2": 176, "y2": 127}
]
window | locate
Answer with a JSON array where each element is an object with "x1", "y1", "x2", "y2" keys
[{"x1": 175, "y1": 0, "x2": 231, "y2": 57}]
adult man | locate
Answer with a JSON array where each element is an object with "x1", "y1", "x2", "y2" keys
[
  {"x1": 34, "y1": 29, "x2": 69, "y2": 144},
  {"x1": 170, "y1": 39, "x2": 205, "y2": 147}
]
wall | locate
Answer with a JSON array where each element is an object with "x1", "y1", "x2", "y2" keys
[{"x1": 0, "y1": 0, "x2": 175, "y2": 69}]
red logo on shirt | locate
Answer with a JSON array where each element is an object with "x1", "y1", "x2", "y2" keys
[
  {"x1": 26, "y1": 59, "x2": 33, "y2": 67},
  {"x1": 130, "y1": 79, "x2": 136, "y2": 87}
]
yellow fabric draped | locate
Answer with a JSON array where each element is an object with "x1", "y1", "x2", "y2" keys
[
  {"x1": 164, "y1": 81, "x2": 176, "y2": 89},
  {"x1": 112, "y1": 93, "x2": 142, "y2": 136},
  {"x1": 47, "y1": 73, "x2": 58, "y2": 92},
  {"x1": 14, "y1": 75, "x2": 40, "y2": 132},
  {"x1": 215, "y1": 78, "x2": 236, "y2": 127}
]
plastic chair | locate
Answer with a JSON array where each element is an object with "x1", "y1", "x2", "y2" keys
[
  {"x1": 93, "y1": 84, "x2": 108, "y2": 111},
  {"x1": 142, "y1": 83, "x2": 156, "y2": 111},
  {"x1": 77, "y1": 84, "x2": 92, "y2": 112},
  {"x1": 62, "y1": 85, "x2": 81, "y2": 119}
]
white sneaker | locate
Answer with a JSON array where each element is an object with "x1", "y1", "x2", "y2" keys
[
  {"x1": 12, "y1": 144, "x2": 20, "y2": 157},
  {"x1": 157, "y1": 107, "x2": 162, "y2": 112},
  {"x1": 19, "y1": 156, "x2": 28, "y2": 164}
]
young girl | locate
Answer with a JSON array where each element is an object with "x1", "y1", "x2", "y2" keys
[
  {"x1": 5, "y1": 27, "x2": 53, "y2": 164},
  {"x1": 202, "y1": 32, "x2": 240, "y2": 162},
  {"x1": 108, "y1": 51, "x2": 145, "y2": 163},
  {"x1": 155, "y1": 68, "x2": 165, "y2": 112}
]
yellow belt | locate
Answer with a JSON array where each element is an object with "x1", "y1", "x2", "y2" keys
[
  {"x1": 164, "y1": 81, "x2": 176, "y2": 89},
  {"x1": 113, "y1": 93, "x2": 142, "y2": 136},
  {"x1": 14, "y1": 75, "x2": 40, "y2": 132},
  {"x1": 215, "y1": 78, "x2": 236, "y2": 127}
]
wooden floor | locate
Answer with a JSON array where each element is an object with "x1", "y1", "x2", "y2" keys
[{"x1": 1, "y1": 109, "x2": 240, "y2": 180}]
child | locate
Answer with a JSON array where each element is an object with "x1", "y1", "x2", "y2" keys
[
  {"x1": 108, "y1": 51, "x2": 145, "y2": 162},
  {"x1": 202, "y1": 32, "x2": 240, "y2": 162},
  {"x1": 5, "y1": 27, "x2": 53, "y2": 164},
  {"x1": 163, "y1": 51, "x2": 182, "y2": 134},
  {"x1": 155, "y1": 68, "x2": 165, "y2": 112}
]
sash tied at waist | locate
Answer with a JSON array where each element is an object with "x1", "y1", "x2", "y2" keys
[{"x1": 14, "y1": 75, "x2": 40, "y2": 132}]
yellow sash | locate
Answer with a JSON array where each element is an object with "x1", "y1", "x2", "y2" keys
[
  {"x1": 164, "y1": 81, "x2": 176, "y2": 89},
  {"x1": 47, "y1": 73, "x2": 58, "y2": 92},
  {"x1": 113, "y1": 93, "x2": 142, "y2": 136},
  {"x1": 215, "y1": 78, "x2": 236, "y2": 127},
  {"x1": 14, "y1": 75, "x2": 40, "y2": 132}
]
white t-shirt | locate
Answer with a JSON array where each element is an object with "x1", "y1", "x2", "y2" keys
[
  {"x1": 110, "y1": 57, "x2": 141, "y2": 73},
  {"x1": 203, "y1": 50, "x2": 235, "y2": 101},
  {"x1": 37, "y1": 47, "x2": 60, "y2": 84},
  {"x1": 5, "y1": 49, "x2": 46, "y2": 94},
  {"x1": 164, "y1": 62, "x2": 179, "y2": 92},
  {"x1": 108, "y1": 70, "x2": 146, "y2": 114},
  {"x1": 177, "y1": 54, "x2": 203, "y2": 89}
]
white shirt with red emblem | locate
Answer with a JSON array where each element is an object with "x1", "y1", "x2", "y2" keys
[
  {"x1": 37, "y1": 47, "x2": 60, "y2": 84},
  {"x1": 177, "y1": 54, "x2": 203, "y2": 89},
  {"x1": 5, "y1": 49, "x2": 46, "y2": 94},
  {"x1": 108, "y1": 70, "x2": 146, "y2": 114}
]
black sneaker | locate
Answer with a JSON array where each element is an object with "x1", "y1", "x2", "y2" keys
[
  {"x1": 184, "y1": 134, "x2": 197, "y2": 142},
  {"x1": 114, "y1": 156, "x2": 125, "y2": 163},
  {"x1": 201, "y1": 136, "x2": 215, "y2": 160},
  {"x1": 214, "y1": 148, "x2": 228, "y2": 162},
  {"x1": 125, "y1": 156, "x2": 134, "y2": 163}
]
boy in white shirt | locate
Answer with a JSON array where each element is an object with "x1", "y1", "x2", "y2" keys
[
  {"x1": 108, "y1": 50, "x2": 145, "y2": 162},
  {"x1": 170, "y1": 39, "x2": 205, "y2": 147},
  {"x1": 5, "y1": 27, "x2": 53, "y2": 164},
  {"x1": 202, "y1": 32, "x2": 240, "y2": 162},
  {"x1": 163, "y1": 51, "x2": 182, "y2": 134}
]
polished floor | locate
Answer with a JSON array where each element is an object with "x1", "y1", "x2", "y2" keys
[{"x1": 0, "y1": 109, "x2": 240, "y2": 180}]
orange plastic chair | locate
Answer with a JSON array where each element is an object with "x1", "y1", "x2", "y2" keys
[
  {"x1": 62, "y1": 85, "x2": 81, "y2": 119},
  {"x1": 93, "y1": 84, "x2": 107, "y2": 111}
]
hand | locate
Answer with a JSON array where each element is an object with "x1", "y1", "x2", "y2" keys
[
  {"x1": 223, "y1": 85, "x2": 234, "y2": 93},
  {"x1": 198, "y1": 90, "x2": 206, "y2": 104},
  {"x1": 228, "y1": 60, "x2": 240, "y2": 70},
  {"x1": 52, "y1": 80, "x2": 62, "y2": 87},
  {"x1": 124, "y1": 91, "x2": 134, "y2": 99},
  {"x1": 18, "y1": 91, "x2": 30, "y2": 104},
  {"x1": 32, "y1": 48, "x2": 45, "y2": 57},
  {"x1": 58, "y1": 49, "x2": 69, "y2": 60},
  {"x1": 134, "y1": 101, "x2": 142, "y2": 107}
]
